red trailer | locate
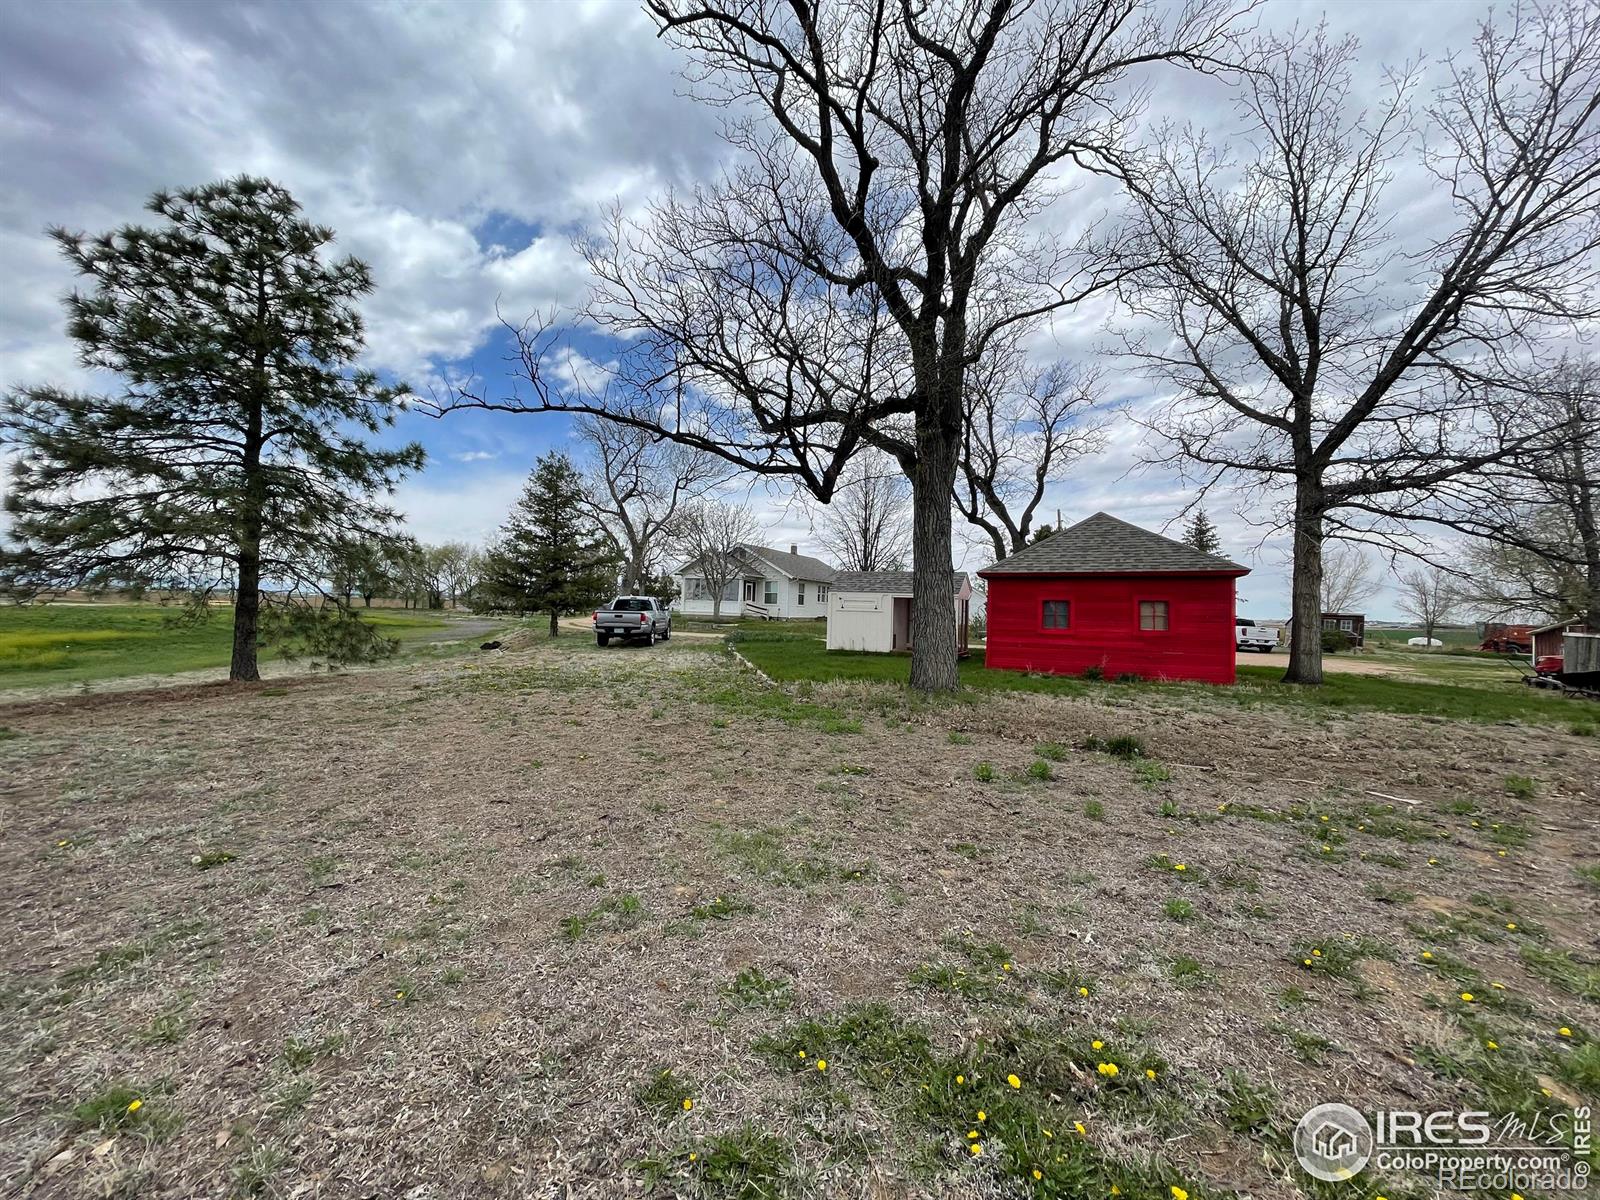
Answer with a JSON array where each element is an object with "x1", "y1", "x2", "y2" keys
[{"x1": 978, "y1": 512, "x2": 1249, "y2": 685}]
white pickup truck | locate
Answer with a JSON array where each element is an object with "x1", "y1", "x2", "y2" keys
[
  {"x1": 593, "y1": 596, "x2": 672, "y2": 646},
  {"x1": 1236, "y1": 618, "x2": 1280, "y2": 653}
]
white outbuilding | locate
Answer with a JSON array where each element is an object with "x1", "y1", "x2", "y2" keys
[{"x1": 825, "y1": 570, "x2": 972, "y2": 654}]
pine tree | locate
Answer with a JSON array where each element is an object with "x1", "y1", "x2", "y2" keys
[
  {"x1": 480, "y1": 453, "x2": 619, "y2": 636},
  {"x1": 0, "y1": 177, "x2": 423, "y2": 680},
  {"x1": 1182, "y1": 510, "x2": 1222, "y2": 556}
]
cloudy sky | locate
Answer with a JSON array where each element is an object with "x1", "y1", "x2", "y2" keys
[{"x1": 0, "y1": 0, "x2": 1495, "y2": 617}]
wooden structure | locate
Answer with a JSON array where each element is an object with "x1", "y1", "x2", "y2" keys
[{"x1": 978, "y1": 512, "x2": 1248, "y2": 685}]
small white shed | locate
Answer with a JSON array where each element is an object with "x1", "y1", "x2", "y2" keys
[{"x1": 826, "y1": 570, "x2": 972, "y2": 653}]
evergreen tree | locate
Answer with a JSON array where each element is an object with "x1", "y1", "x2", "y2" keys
[
  {"x1": 0, "y1": 177, "x2": 423, "y2": 680},
  {"x1": 1182, "y1": 510, "x2": 1222, "y2": 556},
  {"x1": 480, "y1": 453, "x2": 618, "y2": 636}
]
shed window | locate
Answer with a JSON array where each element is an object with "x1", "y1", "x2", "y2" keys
[
  {"x1": 818, "y1": 585, "x2": 829, "y2": 603},
  {"x1": 1042, "y1": 600, "x2": 1070, "y2": 629},
  {"x1": 1139, "y1": 600, "x2": 1170, "y2": 631}
]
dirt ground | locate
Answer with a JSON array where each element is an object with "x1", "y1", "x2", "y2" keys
[{"x1": 1, "y1": 637, "x2": 1596, "y2": 1199}]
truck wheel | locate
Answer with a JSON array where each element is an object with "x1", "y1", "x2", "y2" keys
[
  {"x1": 596, "y1": 633, "x2": 609, "y2": 647},
  {"x1": 661, "y1": 623, "x2": 671, "y2": 641}
]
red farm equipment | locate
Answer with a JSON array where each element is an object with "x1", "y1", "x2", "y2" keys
[
  {"x1": 1526, "y1": 631, "x2": 1600, "y2": 700},
  {"x1": 1479, "y1": 623, "x2": 1534, "y2": 653}
]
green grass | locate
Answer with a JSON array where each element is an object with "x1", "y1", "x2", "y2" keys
[
  {"x1": 0, "y1": 603, "x2": 475, "y2": 688},
  {"x1": 729, "y1": 624, "x2": 1579, "y2": 725}
]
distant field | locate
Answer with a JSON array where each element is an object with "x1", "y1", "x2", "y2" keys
[
  {"x1": 1363, "y1": 626, "x2": 1482, "y2": 647},
  {"x1": 0, "y1": 604, "x2": 477, "y2": 689}
]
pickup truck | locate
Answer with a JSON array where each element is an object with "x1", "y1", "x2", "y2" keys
[
  {"x1": 1235, "y1": 618, "x2": 1280, "y2": 653},
  {"x1": 593, "y1": 596, "x2": 672, "y2": 646}
]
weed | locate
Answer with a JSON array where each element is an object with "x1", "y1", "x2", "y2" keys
[
  {"x1": 1169, "y1": 955, "x2": 1211, "y2": 989},
  {"x1": 561, "y1": 893, "x2": 647, "y2": 941},
  {"x1": 1024, "y1": 759, "x2": 1053, "y2": 782},
  {"x1": 722, "y1": 966, "x2": 794, "y2": 1009},
  {"x1": 637, "y1": 1066, "x2": 699, "y2": 1121},
  {"x1": 1163, "y1": 897, "x2": 1195, "y2": 923},
  {"x1": 1034, "y1": 741, "x2": 1069, "y2": 761},
  {"x1": 141, "y1": 1009, "x2": 187, "y2": 1045},
  {"x1": 192, "y1": 849, "x2": 236, "y2": 870},
  {"x1": 281, "y1": 1035, "x2": 341, "y2": 1071},
  {"x1": 1083, "y1": 799, "x2": 1104, "y2": 820},
  {"x1": 267, "y1": 1076, "x2": 315, "y2": 1120},
  {"x1": 1502, "y1": 774, "x2": 1535, "y2": 798},
  {"x1": 947, "y1": 842, "x2": 987, "y2": 861},
  {"x1": 1219, "y1": 1069, "x2": 1275, "y2": 1133},
  {"x1": 1577, "y1": 864, "x2": 1600, "y2": 891},
  {"x1": 73, "y1": 1082, "x2": 161, "y2": 1131},
  {"x1": 585, "y1": 872, "x2": 607, "y2": 888},
  {"x1": 1520, "y1": 946, "x2": 1600, "y2": 1001},
  {"x1": 1272, "y1": 1021, "x2": 1334, "y2": 1064},
  {"x1": 639, "y1": 1126, "x2": 792, "y2": 1197},
  {"x1": 232, "y1": 1142, "x2": 289, "y2": 1196},
  {"x1": 1365, "y1": 882, "x2": 1417, "y2": 904},
  {"x1": 691, "y1": 894, "x2": 755, "y2": 921},
  {"x1": 1135, "y1": 761, "x2": 1171, "y2": 788},
  {"x1": 974, "y1": 762, "x2": 995, "y2": 783},
  {"x1": 947, "y1": 731, "x2": 974, "y2": 745},
  {"x1": 1081, "y1": 733, "x2": 1144, "y2": 758},
  {"x1": 1293, "y1": 936, "x2": 1388, "y2": 980}
]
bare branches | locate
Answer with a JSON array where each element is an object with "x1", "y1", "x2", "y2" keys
[{"x1": 811, "y1": 450, "x2": 912, "y2": 571}]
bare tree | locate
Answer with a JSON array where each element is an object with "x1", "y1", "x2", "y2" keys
[
  {"x1": 573, "y1": 415, "x2": 729, "y2": 592},
  {"x1": 438, "y1": 0, "x2": 1245, "y2": 691},
  {"x1": 430, "y1": 542, "x2": 480, "y2": 608},
  {"x1": 676, "y1": 501, "x2": 758, "y2": 620},
  {"x1": 1320, "y1": 543, "x2": 1380, "y2": 614},
  {"x1": 1395, "y1": 565, "x2": 1461, "y2": 644},
  {"x1": 957, "y1": 346, "x2": 1106, "y2": 561},
  {"x1": 813, "y1": 452, "x2": 911, "y2": 572},
  {"x1": 1117, "y1": 8, "x2": 1600, "y2": 683},
  {"x1": 1421, "y1": 357, "x2": 1599, "y2": 626}
]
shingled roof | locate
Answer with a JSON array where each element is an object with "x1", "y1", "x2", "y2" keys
[
  {"x1": 833, "y1": 570, "x2": 969, "y2": 595},
  {"x1": 978, "y1": 512, "x2": 1247, "y2": 576},
  {"x1": 673, "y1": 542, "x2": 836, "y2": 581}
]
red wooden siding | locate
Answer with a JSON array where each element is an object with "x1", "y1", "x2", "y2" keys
[{"x1": 982, "y1": 573, "x2": 1239, "y2": 684}]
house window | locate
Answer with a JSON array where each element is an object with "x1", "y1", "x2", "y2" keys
[
  {"x1": 818, "y1": 585, "x2": 829, "y2": 603},
  {"x1": 1042, "y1": 600, "x2": 1070, "y2": 629},
  {"x1": 764, "y1": 580, "x2": 779, "y2": 605},
  {"x1": 1139, "y1": 600, "x2": 1170, "y2": 631},
  {"x1": 797, "y1": 582, "x2": 806, "y2": 606}
]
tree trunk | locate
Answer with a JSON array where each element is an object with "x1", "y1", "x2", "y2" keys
[
  {"x1": 548, "y1": 609, "x2": 559, "y2": 638},
  {"x1": 711, "y1": 588, "x2": 723, "y2": 620},
  {"x1": 909, "y1": 403, "x2": 962, "y2": 693},
  {"x1": 230, "y1": 550, "x2": 261, "y2": 682},
  {"x1": 1284, "y1": 484, "x2": 1325, "y2": 685}
]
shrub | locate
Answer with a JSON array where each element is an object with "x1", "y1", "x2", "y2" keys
[{"x1": 1321, "y1": 629, "x2": 1353, "y2": 654}]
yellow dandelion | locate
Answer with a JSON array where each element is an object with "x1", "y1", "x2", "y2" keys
[
  {"x1": 1111, "y1": 1188, "x2": 1122, "y2": 1197},
  {"x1": 957, "y1": 1074, "x2": 966, "y2": 1084},
  {"x1": 1506, "y1": 922, "x2": 1517, "y2": 930},
  {"x1": 1092, "y1": 1039, "x2": 1104, "y2": 1049},
  {"x1": 1312, "y1": 949, "x2": 1322, "y2": 957},
  {"x1": 1097, "y1": 1062, "x2": 1119, "y2": 1078},
  {"x1": 1075, "y1": 1121, "x2": 1087, "y2": 1136},
  {"x1": 1002, "y1": 962, "x2": 1012, "y2": 972},
  {"x1": 1512, "y1": 1194, "x2": 1524, "y2": 1200},
  {"x1": 1174, "y1": 863, "x2": 1187, "y2": 871},
  {"x1": 682, "y1": 1098, "x2": 693, "y2": 1111},
  {"x1": 1492, "y1": 982, "x2": 1505, "y2": 989},
  {"x1": 689, "y1": 1152, "x2": 697, "y2": 1162},
  {"x1": 1422, "y1": 951, "x2": 1434, "y2": 960},
  {"x1": 1043, "y1": 1129, "x2": 1054, "y2": 1138},
  {"x1": 1498, "y1": 850, "x2": 1507, "y2": 857},
  {"x1": 1172, "y1": 1187, "x2": 1189, "y2": 1200},
  {"x1": 1146, "y1": 1068, "x2": 1157, "y2": 1080},
  {"x1": 1303, "y1": 958, "x2": 1313, "y2": 967},
  {"x1": 1078, "y1": 986, "x2": 1089, "y2": 997},
  {"x1": 1007, "y1": 1073, "x2": 1021, "y2": 1089},
  {"x1": 126, "y1": 1098, "x2": 142, "y2": 1113},
  {"x1": 1559, "y1": 1027, "x2": 1572, "y2": 1037},
  {"x1": 1033, "y1": 1169, "x2": 1043, "y2": 1181},
  {"x1": 969, "y1": 1142, "x2": 983, "y2": 1156},
  {"x1": 1460, "y1": 992, "x2": 1475, "y2": 1002},
  {"x1": 1320, "y1": 815, "x2": 1329, "y2": 822},
  {"x1": 967, "y1": 1130, "x2": 979, "y2": 1139},
  {"x1": 977, "y1": 1110, "x2": 986, "y2": 1122},
  {"x1": 816, "y1": 1059, "x2": 827, "y2": 1071},
  {"x1": 1486, "y1": 1041, "x2": 1498, "y2": 1051}
]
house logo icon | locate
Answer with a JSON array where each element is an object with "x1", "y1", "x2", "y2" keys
[{"x1": 1294, "y1": 1103, "x2": 1373, "y2": 1182}]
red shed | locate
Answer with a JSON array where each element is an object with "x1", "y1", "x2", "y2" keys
[{"x1": 979, "y1": 512, "x2": 1250, "y2": 685}]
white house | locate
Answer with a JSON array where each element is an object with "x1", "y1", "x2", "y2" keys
[
  {"x1": 826, "y1": 570, "x2": 973, "y2": 653},
  {"x1": 672, "y1": 543, "x2": 836, "y2": 620}
]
